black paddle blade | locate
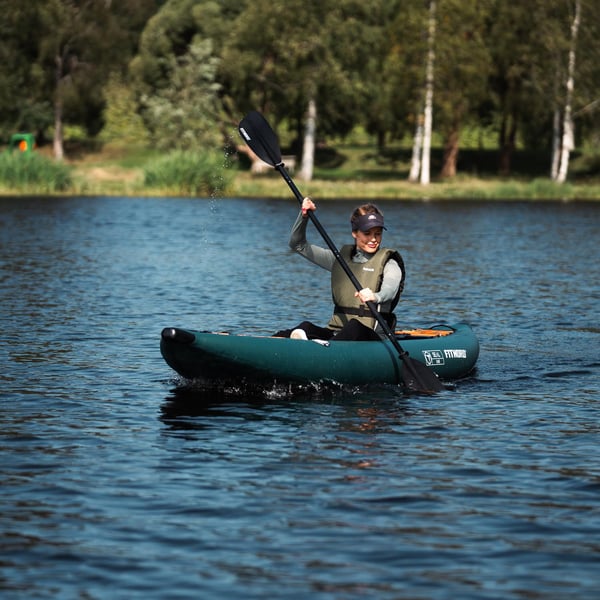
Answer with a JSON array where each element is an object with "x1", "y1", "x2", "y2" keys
[
  {"x1": 401, "y1": 356, "x2": 445, "y2": 393},
  {"x1": 238, "y1": 111, "x2": 282, "y2": 167}
]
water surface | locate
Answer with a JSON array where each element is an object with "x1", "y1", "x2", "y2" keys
[{"x1": 1, "y1": 196, "x2": 599, "y2": 599}]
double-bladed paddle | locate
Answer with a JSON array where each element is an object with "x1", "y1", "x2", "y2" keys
[{"x1": 238, "y1": 110, "x2": 444, "y2": 393}]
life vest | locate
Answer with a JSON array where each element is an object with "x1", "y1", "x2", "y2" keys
[{"x1": 327, "y1": 245, "x2": 405, "y2": 332}]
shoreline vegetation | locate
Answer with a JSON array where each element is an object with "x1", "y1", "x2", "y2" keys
[{"x1": 1, "y1": 143, "x2": 599, "y2": 201}]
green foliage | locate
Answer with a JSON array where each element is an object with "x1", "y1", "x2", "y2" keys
[
  {"x1": 220, "y1": 0, "x2": 370, "y2": 138},
  {"x1": 361, "y1": 0, "x2": 426, "y2": 145},
  {"x1": 130, "y1": 0, "x2": 245, "y2": 96},
  {"x1": 2, "y1": 0, "x2": 599, "y2": 181},
  {"x1": 527, "y1": 178, "x2": 572, "y2": 198},
  {"x1": 571, "y1": 151, "x2": 600, "y2": 177},
  {"x1": 0, "y1": 151, "x2": 71, "y2": 192},
  {"x1": 143, "y1": 150, "x2": 233, "y2": 195},
  {"x1": 100, "y1": 74, "x2": 150, "y2": 146},
  {"x1": 0, "y1": 0, "x2": 160, "y2": 148},
  {"x1": 433, "y1": 0, "x2": 493, "y2": 133},
  {"x1": 142, "y1": 39, "x2": 222, "y2": 151}
]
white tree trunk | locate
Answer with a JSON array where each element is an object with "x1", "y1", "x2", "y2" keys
[
  {"x1": 299, "y1": 98, "x2": 317, "y2": 182},
  {"x1": 420, "y1": 0, "x2": 436, "y2": 185},
  {"x1": 556, "y1": 0, "x2": 581, "y2": 184},
  {"x1": 53, "y1": 104, "x2": 64, "y2": 161},
  {"x1": 408, "y1": 112, "x2": 423, "y2": 182}
]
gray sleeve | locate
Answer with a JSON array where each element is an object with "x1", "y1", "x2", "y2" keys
[
  {"x1": 289, "y1": 211, "x2": 336, "y2": 271},
  {"x1": 374, "y1": 259, "x2": 403, "y2": 304}
]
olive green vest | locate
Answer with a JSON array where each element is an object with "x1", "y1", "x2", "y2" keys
[{"x1": 327, "y1": 245, "x2": 405, "y2": 332}]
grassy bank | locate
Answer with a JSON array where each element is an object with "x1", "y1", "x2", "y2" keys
[
  {"x1": 231, "y1": 172, "x2": 600, "y2": 201},
  {"x1": 1, "y1": 142, "x2": 599, "y2": 200}
]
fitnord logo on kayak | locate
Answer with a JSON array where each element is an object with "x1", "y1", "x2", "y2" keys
[{"x1": 422, "y1": 348, "x2": 468, "y2": 366}]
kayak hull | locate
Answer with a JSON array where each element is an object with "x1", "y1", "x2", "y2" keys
[{"x1": 160, "y1": 323, "x2": 479, "y2": 386}]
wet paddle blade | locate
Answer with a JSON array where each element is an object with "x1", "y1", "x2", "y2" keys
[
  {"x1": 238, "y1": 111, "x2": 282, "y2": 167},
  {"x1": 401, "y1": 356, "x2": 445, "y2": 393}
]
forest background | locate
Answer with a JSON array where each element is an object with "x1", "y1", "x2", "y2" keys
[{"x1": 0, "y1": 0, "x2": 599, "y2": 199}]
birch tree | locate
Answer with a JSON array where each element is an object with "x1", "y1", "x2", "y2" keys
[
  {"x1": 420, "y1": 0, "x2": 436, "y2": 185},
  {"x1": 299, "y1": 98, "x2": 317, "y2": 181},
  {"x1": 408, "y1": 113, "x2": 423, "y2": 182},
  {"x1": 408, "y1": 1, "x2": 435, "y2": 184},
  {"x1": 554, "y1": 0, "x2": 581, "y2": 183},
  {"x1": 550, "y1": 104, "x2": 562, "y2": 180}
]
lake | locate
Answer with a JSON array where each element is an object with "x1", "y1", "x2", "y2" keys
[{"x1": 1, "y1": 195, "x2": 599, "y2": 599}]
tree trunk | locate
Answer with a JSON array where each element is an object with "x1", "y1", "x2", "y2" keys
[
  {"x1": 376, "y1": 130, "x2": 386, "y2": 153},
  {"x1": 299, "y1": 98, "x2": 316, "y2": 182},
  {"x1": 53, "y1": 101, "x2": 64, "y2": 161},
  {"x1": 550, "y1": 107, "x2": 561, "y2": 180},
  {"x1": 420, "y1": 0, "x2": 436, "y2": 185},
  {"x1": 440, "y1": 127, "x2": 459, "y2": 178},
  {"x1": 408, "y1": 112, "x2": 423, "y2": 182},
  {"x1": 53, "y1": 55, "x2": 65, "y2": 161},
  {"x1": 499, "y1": 112, "x2": 517, "y2": 176},
  {"x1": 556, "y1": 0, "x2": 581, "y2": 184}
]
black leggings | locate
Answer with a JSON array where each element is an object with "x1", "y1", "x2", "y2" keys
[{"x1": 274, "y1": 319, "x2": 381, "y2": 342}]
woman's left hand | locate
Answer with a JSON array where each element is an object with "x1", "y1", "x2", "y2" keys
[{"x1": 355, "y1": 287, "x2": 376, "y2": 304}]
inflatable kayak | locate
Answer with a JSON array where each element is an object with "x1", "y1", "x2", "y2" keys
[{"x1": 160, "y1": 322, "x2": 478, "y2": 387}]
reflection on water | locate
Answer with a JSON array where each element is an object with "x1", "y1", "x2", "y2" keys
[{"x1": 1, "y1": 196, "x2": 599, "y2": 599}]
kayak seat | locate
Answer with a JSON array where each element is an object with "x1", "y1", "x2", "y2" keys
[{"x1": 395, "y1": 328, "x2": 454, "y2": 340}]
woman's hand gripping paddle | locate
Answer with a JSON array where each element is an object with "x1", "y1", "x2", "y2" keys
[{"x1": 238, "y1": 111, "x2": 444, "y2": 393}]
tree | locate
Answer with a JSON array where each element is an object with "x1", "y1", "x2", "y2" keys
[
  {"x1": 219, "y1": 0, "x2": 327, "y2": 178},
  {"x1": 409, "y1": 0, "x2": 436, "y2": 185},
  {"x1": 142, "y1": 39, "x2": 223, "y2": 151},
  {"x1": 221, "y1": 0, "x2": 388, "y2": 178},
  {"x1": 486, "y1": 1, "x2": 562, "y2": 176},
  {"x1": 554, "y1": 0, "x2": 582, "y2": 183},
  {"x1": 130, "y1": 0, "x2": 246, "y2": 143},
  {"x1": 0, "y1": 1, "x2": 53, "y2": 141},
  {"x1": 337, "y1": 0, "x2": 414, "y2": 152},
  {"x1": 299, "y1": 98, "x2": 317, "y2": 181},
  {"x1": 100, "y1": 74, "x2": 150, "y2": 146},
  {"x1": 0, "y1": 1, "x2": 159, "y2": 156},
  {"x1": 434, "y1": 0, "x2": 492, "y2": 178},
  {"x1": 569, "y1": 0, "x2": 600, "y2": 166}
]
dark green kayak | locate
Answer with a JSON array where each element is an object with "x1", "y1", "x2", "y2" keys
[{"x1": 160, "y1": 322, "x2": 479, "y2": 386}]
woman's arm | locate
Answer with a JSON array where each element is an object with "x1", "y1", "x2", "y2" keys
[
  {"x1": 289, "y1": 204, "x2": 335, "y2": 271},
  {"x1": 374, "y1": 259, "x2": 402, "y2": 303}
]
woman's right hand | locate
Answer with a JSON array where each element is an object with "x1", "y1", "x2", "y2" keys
[{"x1": 301, "y1": 197, "x2": 316, "y2": 217}]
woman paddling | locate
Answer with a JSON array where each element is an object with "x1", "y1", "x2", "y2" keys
[{"x1": 274, "y1": 199, "x2": 405, "y2": 341}]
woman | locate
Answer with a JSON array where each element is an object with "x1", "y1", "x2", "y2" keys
[{"x1": 274, "y1": 198, "x2": 405, "y2": 341}]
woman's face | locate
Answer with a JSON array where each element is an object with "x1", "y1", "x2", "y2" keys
[{"x1": 352, "y1": 227, "x2": 383, "y2": 254}]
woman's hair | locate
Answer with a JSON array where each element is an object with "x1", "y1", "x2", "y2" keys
[{"x1": 350, "y1": 203, "x2": 383, "y2": 231}]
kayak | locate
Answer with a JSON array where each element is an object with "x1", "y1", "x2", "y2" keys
[{"x1": 160, "y1": 322, "x2": 479, "y2": 387}]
